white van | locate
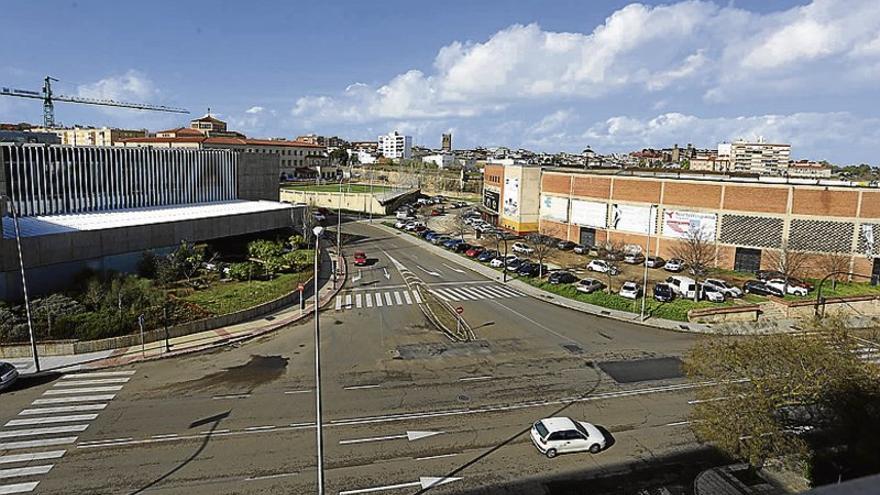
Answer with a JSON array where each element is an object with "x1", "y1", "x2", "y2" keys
[{"x1": 666, "y1": 276, "x2": 697, "y2": 299}]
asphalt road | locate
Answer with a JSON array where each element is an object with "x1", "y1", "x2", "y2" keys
[{"x1": 0, "y1": 221, "x2": 720, "y2": 495}]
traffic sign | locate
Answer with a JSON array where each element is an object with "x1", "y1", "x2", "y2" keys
[
  {"x1": 455, "y1": 306, "x2": 464, "y2": 315},
  {"x1": 297, "y1": 283, "x2": 305, "y2": 292}
]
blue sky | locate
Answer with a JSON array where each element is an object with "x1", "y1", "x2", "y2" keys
[{"x1": 2, "y1": 0, "x2": 879, "y2": 164}]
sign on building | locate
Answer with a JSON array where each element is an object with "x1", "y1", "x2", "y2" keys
[
  {"x1": 502, "y1": 176, "x2": 520, "y2": 217},
  {"x1": 570, "y1": 199, "x2": 607, "y2": 228},
  {"x1": 540, "y1": 195, "x2": 569, "y2": 222},
  {"x1": 662, "y1": 210, "x2": 718, "y2": 239},
  {"x1": 483, "y1": 190, "x2": 500, "y2": 212},
  {"x1": 610, "y1": 204, "x2": 657, "y2": 234}
]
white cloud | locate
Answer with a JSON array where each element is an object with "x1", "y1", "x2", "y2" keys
[
  {"x1": 76, "y1": 70, "x2": 158, "y2": 102},
  {"x1": 245, "y1": 106, "x2": 264, "y2": 114},
  {"x1": 528, "y1": 109, "x2": 574, "y2": 135}
]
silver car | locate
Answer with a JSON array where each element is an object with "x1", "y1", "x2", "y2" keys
[{"x1": 0, "y1": 361, "x2": 19, "y2": 391}]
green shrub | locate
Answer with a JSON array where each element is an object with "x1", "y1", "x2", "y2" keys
[
  {"x1": 228, "y1": 261, "x2": 264, "y2": 281},
  {"x1": 53, "y1": 311, "x2": 135, "y2": 341}
]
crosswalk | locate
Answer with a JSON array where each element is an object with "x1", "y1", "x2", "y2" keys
[
  {"x1": 333, "y1": 283, "x2": 526, "y2": 312},
  {"x1": 0, "y1": 369, "x2": 135, "y2": 494}
]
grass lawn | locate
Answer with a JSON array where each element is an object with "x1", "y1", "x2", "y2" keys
[
  {"x1": 817, "y1": 281, "x2": 880, "y2": 298},
  {"x1": 283, "y1": 183, "x2": 393, "y2": 194},
  {"x1": 183, "y1": 271, "x2": 312, "y2": 315}
]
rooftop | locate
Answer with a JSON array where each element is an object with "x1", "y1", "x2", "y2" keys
[{"x1": 120, "y1": 136, "x2": 324, "y2": 148}]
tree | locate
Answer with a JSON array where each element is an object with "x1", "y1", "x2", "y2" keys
[
  {"x1": 300, "y1": 202, "x2": 318, "y2": 246},
  {"x1": 669, "y1": 227, "x2": 717, "y2": 300},
  {"x1": 598, "y1": 239, "x2": 625, "y2": 294},
  {"x1": 819, "y1": 252, "x2": 851, "y2": 290},
  {"x1": 684, "y1": 317, "x2": 880, "y2": 480},
  {"x1": 525, "y1": 233, "x2": 554, "y2": 278},
  {"x1": 329, "y1": 148, "x2": 349, "y2": 167},
  {"x1": 451, "y1": 211, "x2": 471, "y2": 241},
  {"x1": 765, "y1": 239, "x2": 811, "y2": 294}
]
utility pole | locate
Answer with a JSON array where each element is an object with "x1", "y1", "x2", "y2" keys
[
  {"x1": 640, "y1": 205, "x2": 655, "y2": 321},
  {"x1": 312, "y1": 225, "x2": 326, "y2": 495},
  {"x1": 8, "y1": 199, "x2": 40, "y2": 372}
]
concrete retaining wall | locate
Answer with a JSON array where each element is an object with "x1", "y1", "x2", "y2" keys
[{"x1": 783, "y1": 295, "x2": 880, "y2": 319}]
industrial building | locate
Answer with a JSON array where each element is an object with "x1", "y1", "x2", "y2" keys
[
  {"x1": 0, "y1": 143, "x2": 299, "y2": 300},
  {"x1": 482, "y1": 164, "x2": 880, "y2": 281}
]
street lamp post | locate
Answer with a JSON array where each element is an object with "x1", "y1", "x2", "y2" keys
[
  {"x1": 813, "y1": 270, "x2": 873, "y2": 318},
  {"x1": 312, "y1": 225, "x2": 326, "y2": 495},
  {"x1": 8, "y1": 200, "x2": 40, "y2": 372},
  {"x1": 501, "y1": 237, "x2": 509, "y2": 283},
  {"x1": 640, "y1": 205, "x2": 655, "y2": 321}
]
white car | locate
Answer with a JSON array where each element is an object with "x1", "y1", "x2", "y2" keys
[
  {"x1": 703, "y1": 278, "x2": 743, "y2": 298},
  {"x1": 530, "y1": 417, "x2": 607, "y2": 458},
  {"x1": 490, "y1": 255, "x2": 517, "y2": 268},
  {"x1": 512, "y1": 242, "x2": 534, "y2": 254},
  {"x1": 664, "y1": 258, "x2": 684, "y2": 272},
  {"x1": 618, "y1": 281, "x2": 641, "y2": 299},
  {"x1": 698, "y1": 283, "x2": 726, "y2": 302},
  {"x1": 766, "y1": 278, "x2": 809, "y2": 296},
  {"x1": 586, "y1": 259, "x2": 618, "y2": 274},
  {"x1": 394, "y1": 219, "x2": 408, "y2": 229}
]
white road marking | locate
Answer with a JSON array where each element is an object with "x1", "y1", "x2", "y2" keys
[
  {"x1": 687, "y1": 397, "x2": 728, "y2": 405},
  {"x1": 431, "y1": 289, "x2": 455, "y2": 301},
  {"x1": 476, "y1": 285, "x2": 508, "y2": 298},
  {"x1": 212, "y1": 394, "x2": 251, "y2": 400},
  {"x1": 374, "y1": 293, "x2": 383, "y2": 307},
  {"x1": 664, "y1": 420, "x2": 692, "y2": 427},
  {"x1": 441, "y1": 262, "x2": 466, "y2": 274},
  {"x1": 417, "y1": 266, "x2": 442, "y2": 277},
  {"x1": 345, "y1": 294, "x2": 352, "y2": 308},
  {"x1": 383, "y1": 292, "x2": 393, "y2": 306},
  {"x1": 32, "y1": 395, "x2": 115, "y2": 405},
  {"x1": 0, "y1": 437, "x2": 78, "y2": 450},
  {"x1": 43, "y1": 386, "x2": 122, "y2": 396},
  {"x1": 339, "y1": 430, "x2": 443, "y2": 445},
  {"x1": 244, "y1": 426, "x2": 276, "y2": 431},
  {"x1": 151, "y1": 434, "x2": 179, "y2": 439},
  {"x1": 20, "y1": 404, "x2": 106, "y2": 416},
  {"x1": 6, "y1": 414, "x2": 98, "y2": 427},
  {"x1": 465, "y1": 286, "x2": 497, "y2": 299},
  {"x1": 344, "y1": 384, "x2": 381, "y2": 390},
  {"x1": 383, "y1": 267, "x2": 390, "y2": 280},
  {"x1": 0, "y1": 425, "x2": 89, "y2": 439},
  {"x1": 0, "y1": 481, "x2": 40, "y2": 494},
  {"x1": 402, "y1": 291, "x2": 413, "y2": 304},
  {"x1": 365, "y1": 293, "x2": 373, "y2": 307},
  {"x1": 335, "y1": 297, "x2": 343, "y2": 310},
  {"x1": 412, "y1": 291, "x2": 423, "y2": 304},
  {"x1": 393, "y1": 291, "x2": 403, "y2": 305},
  {"x1": 245, "y1": 472, "x2": 298, "y2": 482},
  {"x1": 0, "y1": 451, "x2": 65, "y2": 466},
  {"x1": 284, "y1": 390, "x2": 312, "y2": 395},
  {"x1": 415, "y1": 453, "x2": 459, "y2": 461},
  {"x1": 352, "y1": 270, "x2": 362, "y2": 282},
  {"x1": 339, "y1": 476, "x2": 461, "y2": 494},
  {"x1": 459, "y1": 376, "x2": 493, "y2": 382},
  {"x1": 355, "y1": 293, "x2": 363, "y2": 309},
  {"x1": 53, "y1": 378, "x2": 129, "y2": 387},
  {"x1": 0, "y1": 466, "x2": 52, "y2": 480},
  {"x1": 492, "y1": 285, "x2": 522, "y2": 297},
  {"x1": 446, "y1": 288, "x2": 477, "y2": 301},
  {"x1": 62, "y1": 371, "x2": 135, "y2": 379},
  {"x1": 457, "y1": 287, "x2": 487, "y2": 299}
]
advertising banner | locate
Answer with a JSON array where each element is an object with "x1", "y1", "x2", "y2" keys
[
  {"x1": 662, "y1": 210, "x2": 718, "y2": 239},
  {"x1": 610, "y1": 204, "x2": 657, "y2": 234},
  {"x1": 483, "y1": 190, "x2": 500, "y2": 212},
  {"x1": 502, "y1": 176, "x2": 520, "y2": 217},
  {"x1": 570, "y1": 199, "x2": 607, "y2": 228},
  {"x1": 540, "y1": 195, "x2": 569, "y2": 222}
]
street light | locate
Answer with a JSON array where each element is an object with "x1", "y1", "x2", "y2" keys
[
  {"x1": 813, "y1": 270, "x2": 873, "y2": 318},
  {"x1": 7, "y1": 199, "x2": 40, "y2": 372},
  {"x1": 312, "y1": 225, "x2": 326, "y2": 495},
  {"x1": 639, "y1": 205, "x2": 656, "y2": 321}
]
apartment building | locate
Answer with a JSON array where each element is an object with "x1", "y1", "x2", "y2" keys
[
  {"x1": 720, "y1": 139, "x2": 791, "y2": 175},
  {"x1": 28, "y1": 126, "x2": 146, "y2": 146},
  {"x1": 378, "y1": 131, "x2": 412, "y2": 160}
]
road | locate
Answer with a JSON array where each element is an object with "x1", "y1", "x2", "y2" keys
[{"x1": 0, "y1": 221, "x2": 718, "y2": 495}]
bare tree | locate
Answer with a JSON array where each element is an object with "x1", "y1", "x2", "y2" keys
[
  {"x1": 525, "y1": 233, "x2": 554, "y2": 278},
  {"x1": 300, "y1": 202, "x2": 318, "y2": 245},
  {"x1": 451, "y1": 211, "x2": 471, "y2": 241},
  {"x1": 765, "y1": 239, "x2": 811, "y2": 294},
  {"x1": 669, "y1": 227, "x2": 717, "y2": 300},
  {"x1": 599, "y1": 239, "x2": 625, "y2": 294},
  {"x1": 820, "y1": 252, "x2": 851, "y2": 290}
]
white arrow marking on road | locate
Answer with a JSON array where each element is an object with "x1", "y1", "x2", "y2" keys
[
  {"x1": 353, "y1": 270, "x2": 362, "y2": 282},
  {"x1": 339, "y1": 430, "x2": 443, "y2": 445},
  {"x1": 441, "y1": 262, "x2": 466, "y2": 274},
  {"x1": 417, "y1": 266, "x2": 442, "y2": 277},
  {"x1": 383, "y1": 267, "x2": 391, "y2": 280},
  {"x1": 339, "y1": 476, "x2": 462, "y2": 494}
]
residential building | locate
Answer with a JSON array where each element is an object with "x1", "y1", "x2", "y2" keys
[
  {"x1": 27, "y1": 126, "x2": 146, "y2": 146},
  {"x1": 296, "y1": 134, "x2": 348, "y2": 148},
  {"x1": 421, "y1": 153, "x2": 455, "y2": 169},
  {"x1": 378, "y1": 131, "x2": 412, "y2": 160},
  {"x1": 787, "y1": 160, "x2": 833, "y2": 179},
  {"x1": 480, "y1": 163, "x2": 542, "y2": 234},
  {"x1": 441, "y1": 133, "x2": 452, "y2": 152},
  {"x1": 721, "y1": 138, "x2": 792, "y2": 175}
]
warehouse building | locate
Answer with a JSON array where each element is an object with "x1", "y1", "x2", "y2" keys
[{"x1": 482, "y1": 165, "x2": 880, "y2": 281}]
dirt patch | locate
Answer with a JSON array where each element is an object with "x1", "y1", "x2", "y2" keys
[{"x1": 395, "y1": 340, "x2": 492, "y2": 360}]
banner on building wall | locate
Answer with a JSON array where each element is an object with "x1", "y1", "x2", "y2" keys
[
  {"x1": 570, "y1": 199, "x2": 607, "y2": 228},
  {"x1": 483, "y1": 190, "x2": 500, "y2": 212},
  {"x1": 610, "y1": 204, "x2": 657, "y2": 234},
  {"x1": 540, "y1": 195, "x2": 569, "y2": 222},
  {"x1": 502, "y1": 176, "x2": 520, "y2": 216},
  {"x1": 864, "y1": 225, "x2": 875, "y2": 257},
  {"x1": 662, "y1": 210, "x2": 718, "y2": 239}
]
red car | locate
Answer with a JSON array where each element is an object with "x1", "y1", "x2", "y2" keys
[
  {"x1": 353, "y1": 252, "x2": 368, "y2": 266},
  {"x1": 465, "y1": 246, "x2": 485, "y2": 258}
]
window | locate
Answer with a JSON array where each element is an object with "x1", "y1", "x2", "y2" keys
[{"x1": 547, "y1": 432, "x2": 563, "y2": 441}]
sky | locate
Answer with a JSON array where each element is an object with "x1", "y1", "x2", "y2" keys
[{"x1": 1, "y1": 0, "x2": 879, "y2": 164}]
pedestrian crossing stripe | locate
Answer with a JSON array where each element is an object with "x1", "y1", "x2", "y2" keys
[{"x1": 333, "y1": 284, "x2": 525, "y2": 310}]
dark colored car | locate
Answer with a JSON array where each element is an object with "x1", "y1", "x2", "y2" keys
[
  {"x1": 452, "y1": 242, "x2": 473, "y2": 253},
  {"x1": 548, "y1": 271, "x2": 578, "y2": 284},
  {"x1": 477, "y1": 250, "x2": 499, "y2": 262},
  {"x1": 420, "y1": 229, "x2": 436, "y2": 239},
  {"x1": 653, "y1": 283, "x2": 675, "y2": 302},
  {"x1": 443, "y1": 238, "x2": 463, "y2": 249},
  {"x1": 517, "y1": 262, "x2": 548, "y2": 277},
  {"x1": 353, "y1": 252, "x2": 368, "y2": 266},
  {"x1": 505, "y1": 258, "x2": 525, "y2": 271},
  {"x1": 755, "y1": 270, "x2": 785, "y2": 281},
  {"x1": 0, "y1": 361, "x2": 19, "y2": 392},
  {"x1": 646, "y1": 256, "x2": 665, "y2": 268},
  {"x1": 742, "y1": 279, "x2": 784, "y2": 297},
  {"x1": 556, "y1": 240, "x2": 577, "y2": 251},
  {"x1": 465, "y1": 246, "x2": 485, "y2": 257}
]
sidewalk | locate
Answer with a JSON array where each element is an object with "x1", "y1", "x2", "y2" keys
[
  {"x1": 371, "y1": 222, "x2": 800, "y2": 335},
  {"x1": 8, "y1": 247, "x2": 346, "y2": 375}
]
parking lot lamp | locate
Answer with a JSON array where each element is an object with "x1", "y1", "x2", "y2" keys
[{"x1": 312, "y1": 225, "x2": 326, "y2": 495}]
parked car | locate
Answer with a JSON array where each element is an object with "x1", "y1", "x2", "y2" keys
[
  {"x1": 505, "y1": 258, "x2": 525, "y2": 271},
  {"x1": 573, "y1": 244, "x2": 593, "y2": 255},
  {"x1": 619, "y1": 281, "x2": 641, "y2": 300},
  {"x1": 465, "y1": 246, "x2": 485, "y2": 258},
  {"x1": 530, "y1": 417, "x2": 607, "y2": 458},
  {"x1": 452, "y1": 242, "x2": 473, "y2": 253},
  {"x1": 703, "y1": 278, "x2": 743, "y2": 298},
  {"x1": 443, "y1": 238, "x2": 464, "y2": 249},
  {"x1": 424, "y1": 231, "x2": 440, "y2": 241},
  {"x1": 742, "y1": 279, "x2": 784, "y2": 297},
  {"x1": 698, "y1": 283, "x2": 726, "y2": 303},
  {"x1": 765, "y1": 278, "x2": 809, "y2": 296},
  {"x1": 430, "y1": 209, "x2": 443, "y2": 216},
  {"x1": 430, "y1": 235, "x2": 451, "y2": 245},
  {"x1": 518, "y1": 262, "x2": 548, "y2": 277},
  {"x1": 395, "y1": 210, "x2": 413, "y2": 220},
  {"x1": 0, "y1": 361, "x2": 19, "y2": 392},
  {"x1": 512, "y1": 242, "x2": 534, "y2": 254},
  {"x1": 394, "y1": 219, "x2": 409, "y2": 229},
  {"x1": 477, "y1": 250, "x2": 499, "y2": 262},
  {"x1": 576, "y1": 278, "x2": 605, "y2": 294},
  {"x1": 353, "y1": 252, "x2": 368, "y2": 266},
  {"x1": 313, "y1": 211, "x2": 327, "y2": 222},
  {"x1": 420, "y1": 229, "x2": 436, "y2": 239},
  {"x1": 557, "y1": 240, "x2": 577, "y2": 251},
  {"x1": 586, "y1": 259, "x2": 619, "y2": 275},
  {"x1": 664, "y1": 258, "x2": 685, "y2": 272},
  {"x1": 623, "y1": 253, "x2": 645, "y2": 265},
  {"x1": 666, "y1": 275, "x2": 698, "y2": 299},
  {"x1": 548, "y1": 271, "x2": 578, "y2": 284},
  {"x1": 490, "y1": 255, "x2": 517, "y2": 268},
  {"x1": 646, "y1": 256, "x2": 665, "y2": 269},
  {"x1": 653, "y1": 283, "x2": 675, "y2": 302},
  {"x1": 756, "y1": 270, "x2": 785, "y2": 281}
]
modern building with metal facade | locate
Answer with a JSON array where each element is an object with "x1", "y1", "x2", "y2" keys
[{"x1": 0, "y1": 144, "x2": 298, "y2": 300}]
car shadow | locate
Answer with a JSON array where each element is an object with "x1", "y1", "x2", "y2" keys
[
  {"x1": 594, "y1": 424, "x2": 616, "y2": 451},
  {"x1": 4, "y1": 371, "x2": 62, "y2": 392}
]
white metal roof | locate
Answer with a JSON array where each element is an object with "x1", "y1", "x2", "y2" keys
[{"x1": 3, "y1": 200, "x2": 293, "y2": 238}]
